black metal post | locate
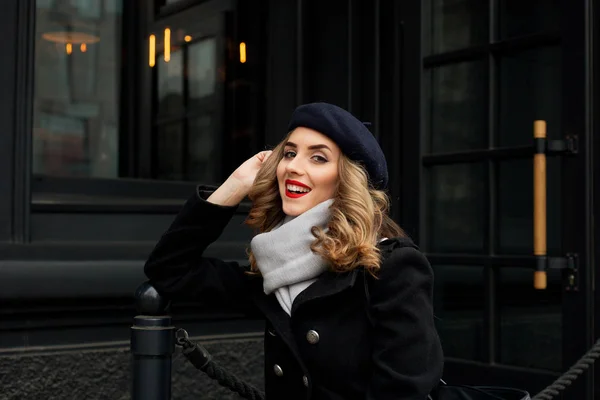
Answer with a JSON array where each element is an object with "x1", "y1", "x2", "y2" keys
[{"x1": 131, "y1": 282, "x2": 175, "y2": 400}]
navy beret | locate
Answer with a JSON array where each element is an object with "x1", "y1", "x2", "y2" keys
[{"x1": 287, "y1": 102, "x2": 388, "y2": 189}]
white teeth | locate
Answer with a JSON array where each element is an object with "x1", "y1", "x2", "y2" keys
[{"x1": 286, "y1": 184, "x2": 310, "y2": 193}]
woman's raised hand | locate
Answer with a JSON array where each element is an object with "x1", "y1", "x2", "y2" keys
[
  {"x1": 230, "y1": 150, "x2": 273, "y2": 191},
  {"x1": 207, "y1": 150, "x2": 273, "y2": 207}
]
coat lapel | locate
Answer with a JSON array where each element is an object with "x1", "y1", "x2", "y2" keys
[
  {"x1": 289, "y1": 237, "x2": 416, "y2": 314},
  {"x1": 291, "y1": 268, "x2": 359, "y2": 314}
]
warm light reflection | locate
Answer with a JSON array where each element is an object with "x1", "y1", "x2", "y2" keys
[
  {"x1": 66, "y1": 43, "x2": 73, "y2": 55},
  {"x1": 43, "y1": 31, "x2": 100, "y2": 45},
  {"x1": 184, "y1": 35, "x2": 192, "y2": 42},
  {"x1": 80, "y1": 43, "x2": 87, "y2": 53},
  {"x1": 239, "y1": 42, "x2": 246, "y2": 63},
  {"x1": 149, "y1": 34, "x2": 156, "y2": 67},
  {"x1": 164, "y1": 28, "x2": 171, "y2": 62}
]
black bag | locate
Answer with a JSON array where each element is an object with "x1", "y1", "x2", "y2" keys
[{"x1": 429, "y1": 381, "x2": 531, "y2": 400}]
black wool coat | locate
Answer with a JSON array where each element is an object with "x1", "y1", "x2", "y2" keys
[{"x1": 144, "y1": 191, "x2": 444, "y2": 400}]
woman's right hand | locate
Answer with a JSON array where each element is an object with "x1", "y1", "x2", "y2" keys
[
  {"x1": 230, "y1": 150, "x2": 273, "y2": 192},
  {"x1": 207, "y1": 150, "x2": 273, "y2": 207}
]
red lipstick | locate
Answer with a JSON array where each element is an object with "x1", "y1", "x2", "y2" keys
[{"x1": 285, "y1": 179, "x2": 311, "y2": 198}]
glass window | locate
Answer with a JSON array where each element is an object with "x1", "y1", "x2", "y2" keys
[
  {"x1": 157, "y1": 48, "x2": 185, "y2": 118},
  {"x1": 500, "y1": 0, "x2": 560, "y2": 39},
  {"x1": 424, "y1": 0, "x2": 488, "y2": 55},
  {"x1": 152, "y1": 24, "x2": 223, "y2": 182},
  {"x1": 33, "y1": 0, "x2": 123, "y2": 178},
  {"x1": 425, "y1": 61, "x2": 488, "y2": 153},
  {"x1": 432, "y1": 265, "x2": 485, "y2": 361},
  {"x1": 498, "y1": 267, "x2": 562, "y2": 371},
  {"x1": 188, "y1": 39, "x2": 217, "y2": 99},
  {"x1": 149, "y1": 2, "x2": 266, "y2": 183},
  {"x1": 33, "y1": 0, "x2": 267, "y2": 185},
  {"x1": 497, "y1": 158, "x2": 561, "y2": 255},
  {"x1": 498, "y1": 46, "x2": 562, "y2": 147},
  {"x1": 427, "y1": 163, "x2": 487, "y2": 253}
]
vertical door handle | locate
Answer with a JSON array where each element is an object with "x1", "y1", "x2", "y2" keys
[{"x1": 533, "y1": 120, "x2": 547, "y2": 289}]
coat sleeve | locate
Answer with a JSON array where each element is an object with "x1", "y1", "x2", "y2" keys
[
  {"x1": 366, "y1": 246, "x2": 444, "y2": 399},
  {"x1": 144, "y1": 188, "x2": 258, "y2": 315}
]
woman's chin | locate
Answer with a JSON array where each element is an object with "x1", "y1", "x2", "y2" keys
[
  {"x1": 282, "y1": 205, "x2": 302, "y2": 217},
  {"x1": 281, "y1": 200, "x2": 306, "y2": 217}
]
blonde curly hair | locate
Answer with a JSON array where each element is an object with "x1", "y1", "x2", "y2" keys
[{"x1": 245, "y1": 132, "x2": 406, "y2": 276}]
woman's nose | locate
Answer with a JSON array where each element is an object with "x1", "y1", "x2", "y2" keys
[{"x1": 285, "y1": 156, "x2": 304, "y2": 175}]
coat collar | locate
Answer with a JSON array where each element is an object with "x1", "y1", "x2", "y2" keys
[
  {"x1": 251, "y1": 236, "x2": 415, "y2": 320},
  {"x1": 248, "y1": 267, "x2": 359, "y2": 323},
  {"x1": 289, "y1": 236, "x2": 415, "y2": 312},
  {"x1": 291, "y1": 268, "x2": 359, "y2": 314}
]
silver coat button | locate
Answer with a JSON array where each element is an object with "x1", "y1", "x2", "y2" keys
[
  {"x1": 268, "y1": 328, "x2": 276, "y2": 337},
  {"x1": 303, "y1": 375, "x2": 309, "y2": 387},
  {"x1": 306, "y1": 330, "x2": 320, "y2": 344},
  {"x1": 273, "y1": 364, "x2": 283, "y2": 377}
]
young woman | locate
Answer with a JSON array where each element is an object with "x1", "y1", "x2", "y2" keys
[{"x1": 144, "y1": 102, "x2": 444, "y2": 399}]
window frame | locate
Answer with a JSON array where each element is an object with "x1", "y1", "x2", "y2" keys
[
  {"x1": 29, "y1": 0, "x2": 156, "y2": 206},
  {"x1": 1, "y1": 0, "x2": 34, "y2": 243},
  {"x1": 29, "y1": 0, "x2": 266, "y2": 212}
]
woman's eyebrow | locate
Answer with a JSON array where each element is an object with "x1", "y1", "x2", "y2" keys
[
  {"x1": 284, "y1": 142, "x2": 331, "y2": 151},
  {"x1": 308, "y1": 144, "x2": 331, "y2": 151}
]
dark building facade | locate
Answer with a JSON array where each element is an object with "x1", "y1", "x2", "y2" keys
[{"x1": 1, "y1": 0, "x2": 600, "y2": 399}]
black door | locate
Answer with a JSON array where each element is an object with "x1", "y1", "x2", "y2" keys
[{"x1": 396, "y1": 0, "x2": 595, "y2": 398}]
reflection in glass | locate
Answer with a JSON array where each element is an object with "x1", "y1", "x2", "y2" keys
[
  {"x1": 500, "y1": 0, "x2": 560, "y2": 39},
  {"x1": 426, "y1": 61, "x2": 487, "y2": 153},
  {"x1": 424, "y1": 0, "x2": 488, "y2": 55},
  {"x1": 432, "y1": 265, "x2": 485, "y2": 361},
  {"x1": 153, "y1": 32, "x2": 220, "y2": 182},
  {"x1": 498, "y1": 46, "x2": 561, "y2": 147},
  {"x1": 498, "y1": 267, "x2": 562, "y2": 371},
  {"x1": 498, "y1": 158, "x2": 561, "y2": 254},
  {"x1": 150, "y1": 1, "x2": 267, "y2": 183},
  {"x1": 33, "y1": 0, "x2": 122, "y2": 178},
  {"x1": 189, "y1": 39, "x2": 216, "y2": 99},
  {"x1": 187, "y1": 116, "x2": 219, "y2": 183},
  {"x1": 428, "y1": 163, "x2": 486, "y2": 253},
  {"x1": 157, "y1": 49, "x2": 184, "y2": 118}
]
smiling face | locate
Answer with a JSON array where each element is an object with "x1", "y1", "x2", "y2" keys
[{"x1": 276, "y1": 127, "x2": 341, "y2": 217}]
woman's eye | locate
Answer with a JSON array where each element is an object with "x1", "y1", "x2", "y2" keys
[
  {"x1": 284, "y1": 151, "x2": 296, "y2": 158},
  {"x1": 312, "y1": 155, "x2": 328, "y2": 163}
]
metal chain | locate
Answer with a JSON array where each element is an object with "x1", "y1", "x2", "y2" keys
[{"x1": 175, "y1": 329, "x2": 265, "y2": 400}]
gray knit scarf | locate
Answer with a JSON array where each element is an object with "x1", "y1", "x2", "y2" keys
[{"x1": 250, "y1": 199, "x2": 334, "y2": 316}]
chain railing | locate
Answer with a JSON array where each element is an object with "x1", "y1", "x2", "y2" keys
[
  {"x1": 130, "y1": 282, "x2": 599, "y2": 400},
  {"x1": 130, "y1": 282, "x2": 264, "y2": 400}
]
